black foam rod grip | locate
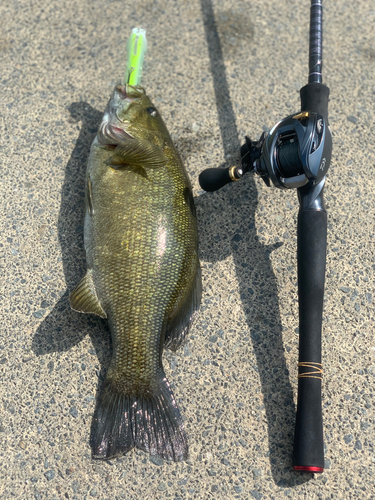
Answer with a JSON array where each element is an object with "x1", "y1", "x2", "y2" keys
[
  {"x1": 300, "y1": 83, "x2": 330, "y2": 122},
  {"x1": 199, "y1": 167, "x2": 232, "y2": 192},
  {"x1": 293, "y1": 209, "x2": 327, "y2": 472}
]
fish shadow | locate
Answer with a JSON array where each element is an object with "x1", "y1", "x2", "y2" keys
[
  {"x1": 32, "y1": 102, "x2": 112, "y2": 372},
  {"x1": 197, "y1": 0, "x2": 311, "y2": 485}
]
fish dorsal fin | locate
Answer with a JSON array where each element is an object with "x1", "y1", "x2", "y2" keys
[
  {"x1": 108, "y1": 138, "x2": 167, "y2": 169},
  {"x1": 70, "y1": 269, "x2": 107, "y2": 318}
]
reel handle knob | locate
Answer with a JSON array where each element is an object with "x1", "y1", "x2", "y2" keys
[{"x1": 199, "y1": 166, "x2": 242, "y2": 192}]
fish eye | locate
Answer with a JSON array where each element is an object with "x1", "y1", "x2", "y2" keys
[{"x1": 146, "y1": 107, "x2": 158, "y2": 117}]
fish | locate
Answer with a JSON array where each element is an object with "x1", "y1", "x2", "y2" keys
[{"x1": 70, "y1": 84, "x2": 201, "y2": 462}]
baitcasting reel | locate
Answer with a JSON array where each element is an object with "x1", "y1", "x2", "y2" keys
[{"x1": 199, "y1": 110, "x2": 332, "y2": 193}]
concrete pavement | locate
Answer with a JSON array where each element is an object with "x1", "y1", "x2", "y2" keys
[{"x1": 1, "y1": 0, "x2": 374, "y2": 498}]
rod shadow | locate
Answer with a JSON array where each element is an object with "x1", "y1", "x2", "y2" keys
[
  {"x1": 32, "y1": 102, "x2": 112, "y2": 372},
  {"x1": 198, "y1": 0, "x2": 311, "y2": 485}
]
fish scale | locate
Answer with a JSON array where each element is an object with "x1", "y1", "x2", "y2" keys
[{"x1": 70, "y1": 84, "x2": 201, "y2": 461}]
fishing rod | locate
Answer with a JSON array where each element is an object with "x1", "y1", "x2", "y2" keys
[{"x1": 199, "y1": 0, "x2": 331, "y2": 472}]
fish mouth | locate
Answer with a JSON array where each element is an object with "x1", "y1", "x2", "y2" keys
[
  {"x1": 115, "y1": 85, "x2": 128, "y2": 100},
  {"x1": 97, "y1": 84, "x2": 144, "y2": 147},
  {"x1": 115, "y1": 84, "x2": 145, "y2": 100}
]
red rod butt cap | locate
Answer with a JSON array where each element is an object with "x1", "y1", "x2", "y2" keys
[{"x1": 294, "y1": 466, "x2": 324, "y2": 473}]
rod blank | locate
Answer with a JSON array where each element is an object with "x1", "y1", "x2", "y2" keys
[{"x1": 308, "y1": 0, "x2": 323, "y2": 84}]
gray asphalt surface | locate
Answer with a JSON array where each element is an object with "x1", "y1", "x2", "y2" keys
[{"x1": 1, "y1": 0, "x2": 374, "y2": 498}]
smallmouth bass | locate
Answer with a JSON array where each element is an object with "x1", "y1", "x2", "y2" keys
[{"x1": 70, "y1": 84, "x2": 201, "y2": 461}]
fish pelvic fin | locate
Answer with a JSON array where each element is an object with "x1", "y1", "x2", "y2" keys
[
  {"x1": 69, "y1": 269, "x2": 107, "y2": 318},
  {"x1": 108, "y1": 138, "x2": 167, "y2": 169},
  {"x1": 90, "y1": 372, "x2": 188, "y2": 462},
  {"x1": 164, "y1": 265, "x2": 202, "y2": 352}
]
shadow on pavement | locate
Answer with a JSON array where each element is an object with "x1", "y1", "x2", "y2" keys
[{"x1": 32, "y1": 102, "x2": 112, "y2": 373}]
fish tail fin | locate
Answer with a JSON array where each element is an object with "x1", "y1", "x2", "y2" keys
[{"x1": 90, "y1": 373, "x2": 188, "y2": 462}]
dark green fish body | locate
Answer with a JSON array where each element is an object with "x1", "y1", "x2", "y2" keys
[{"x1": 70, "y1": 85, "x2": 201, "y2": 461}]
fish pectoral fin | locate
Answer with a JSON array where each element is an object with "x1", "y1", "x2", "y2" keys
[
  {"x1": 69, "y1": 270, "x2": 107, "y2": 318},
  {"x1": 164, "y1": 265, "x2": 202, "y2": 352},
  {"x1": 108, "y1": 138, "x2": 167, "y2": 169},
  {"x1": 107, "y1": 164, "x2": 148, "y2": 179}
]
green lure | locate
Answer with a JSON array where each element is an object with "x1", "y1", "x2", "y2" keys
[{"x1": 125, "y1": 28, "x2": 147, "y2": 86}]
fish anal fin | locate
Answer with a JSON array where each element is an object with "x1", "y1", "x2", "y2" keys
[
  {"x1": 164, "y1": 266, "x2": 202, "y2": 352},
  {"x1": 70, "y1": 270, "x2": 107, "y2": 318},
  {"x1": 108, "y1": 138, "x2": 167, "y2": 169}
]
